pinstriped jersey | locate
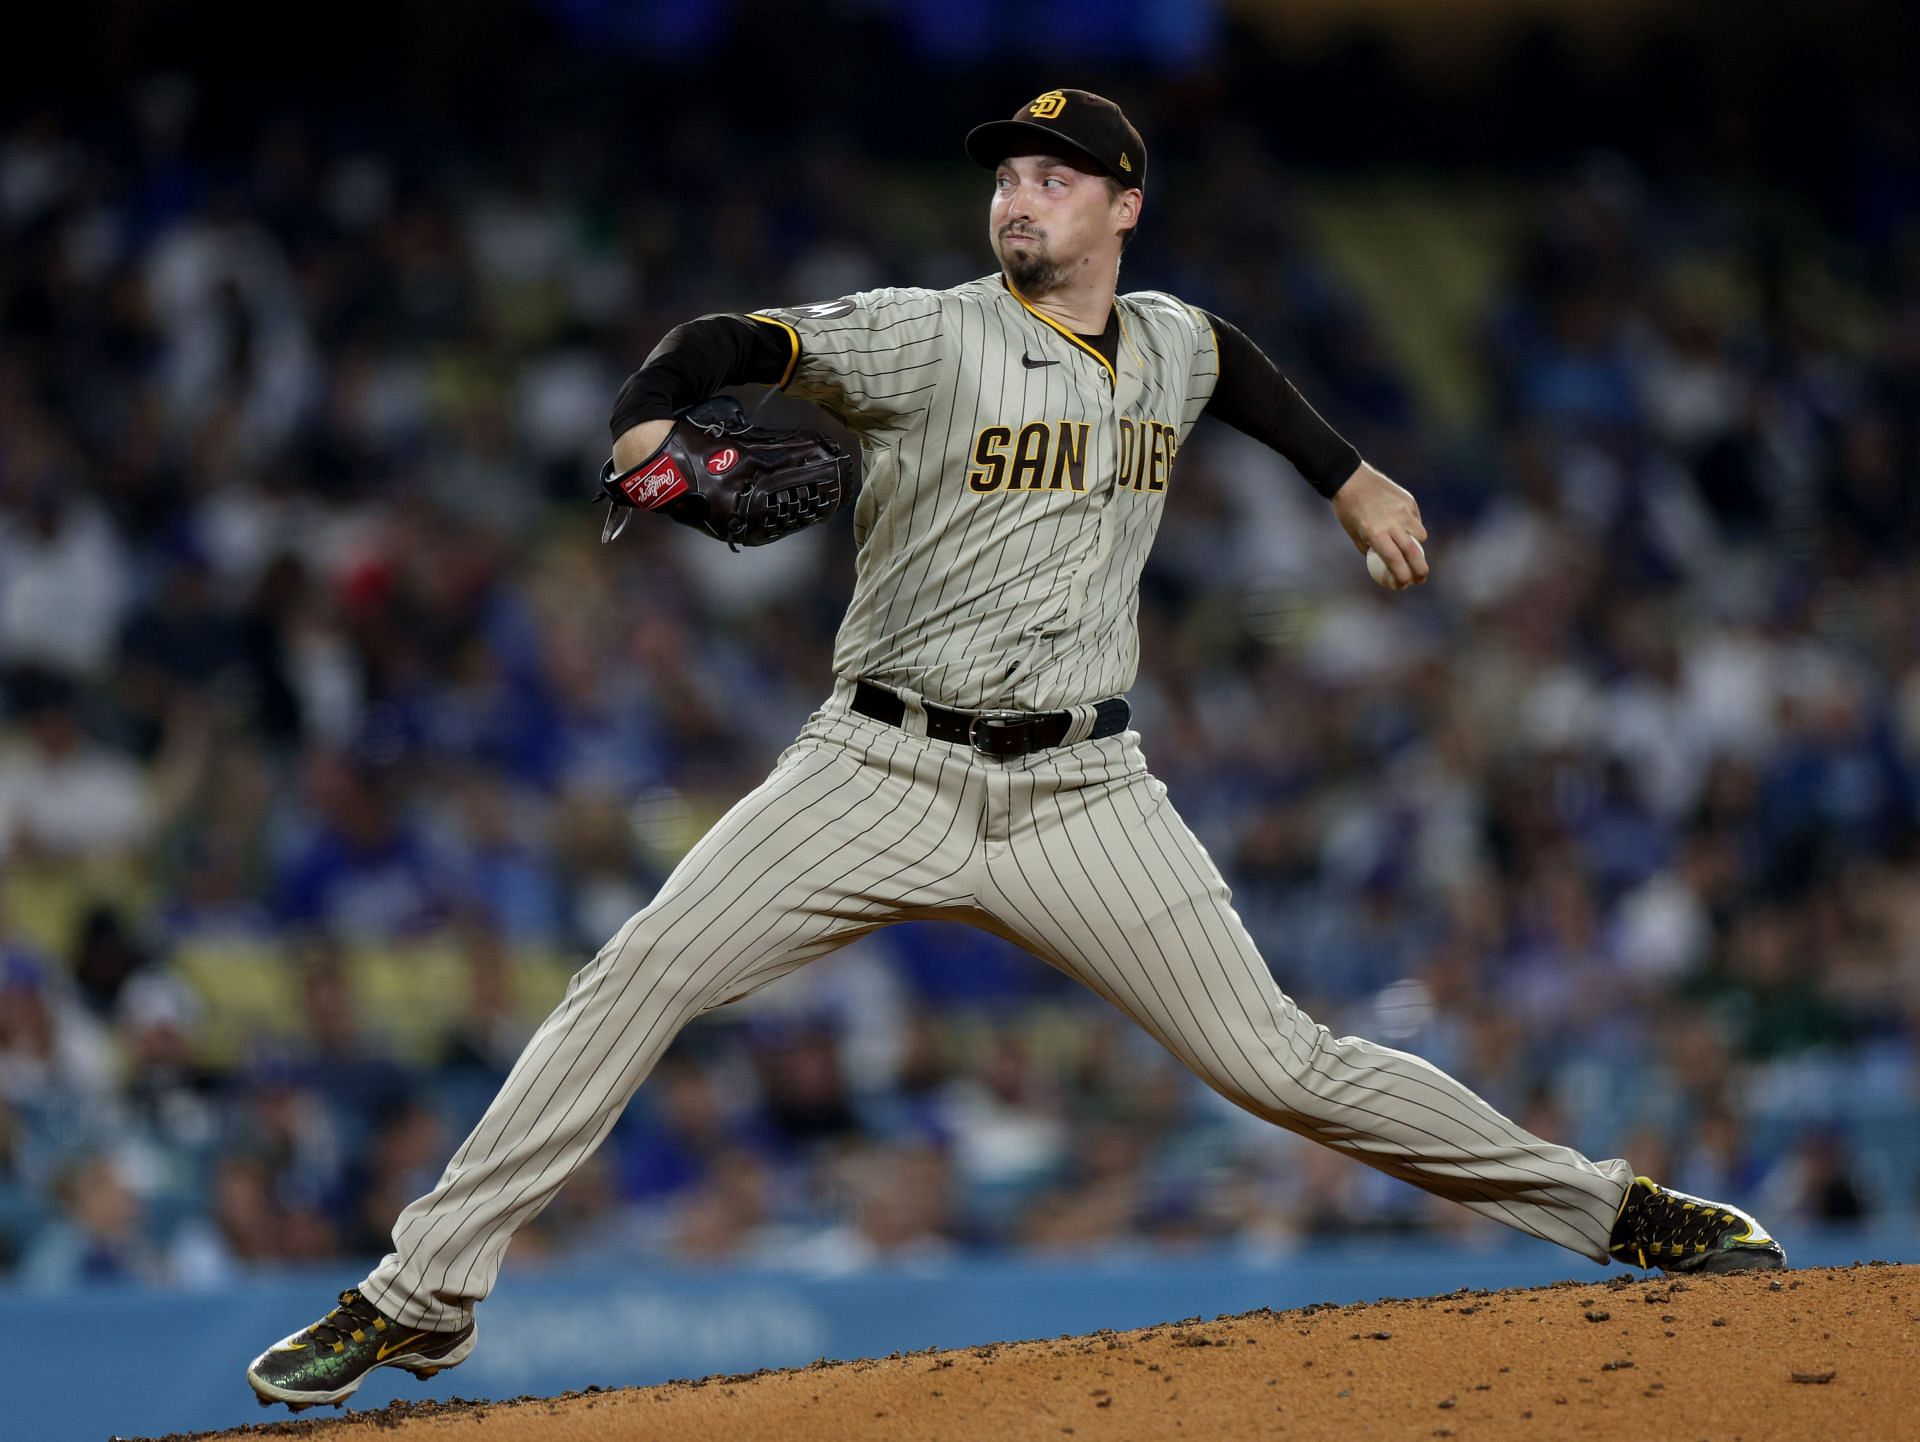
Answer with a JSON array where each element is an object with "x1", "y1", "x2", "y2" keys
[{"x1": 749, "y1": 273, "x2": 1218, "y2": 712}]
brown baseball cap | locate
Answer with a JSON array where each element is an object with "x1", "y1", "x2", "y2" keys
[{"x1": 965, "y1": 89, "x2": 1147, "y2": 191}]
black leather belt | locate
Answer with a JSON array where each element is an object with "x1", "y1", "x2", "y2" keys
[{"x1": 852, "y1": 680, "x2": 1130, "y2": 758}]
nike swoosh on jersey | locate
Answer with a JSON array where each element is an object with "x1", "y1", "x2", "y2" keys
[{"x1": 1021, "y1": 353, "x2": 1059, "y2": 368}]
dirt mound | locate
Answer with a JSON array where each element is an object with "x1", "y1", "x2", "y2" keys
[{"x1": 148, "y1": 1263, "x2": 1916, "y2": 1441}]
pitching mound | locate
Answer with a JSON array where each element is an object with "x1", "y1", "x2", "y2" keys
[{"x1": 150, "y1": 1263, "x2": 1914, "y2": 1441}]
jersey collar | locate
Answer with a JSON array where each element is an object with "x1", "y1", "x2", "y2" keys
[{"x1": 999, "y1": 275, "x2": 1118, "y2": 389}]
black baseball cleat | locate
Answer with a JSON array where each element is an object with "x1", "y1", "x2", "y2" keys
[
  {"x1": 1608, "y1": 1175, "x2": 1786, "y2": 1274},
  {"x1": 246, "y1": 1288, "x2": 476, "y2": 1411}
]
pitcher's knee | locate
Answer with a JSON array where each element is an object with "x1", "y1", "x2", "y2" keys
[{"x1": 1201, "y1": 1014, "x2": 1340, "y2": 1119}]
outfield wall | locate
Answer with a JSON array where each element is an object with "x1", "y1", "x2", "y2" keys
[{"x1": 9, "y1": 1232, "x2": 1915, "y2": 1442}]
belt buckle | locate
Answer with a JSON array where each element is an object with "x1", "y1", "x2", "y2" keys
[{"x1": 969, "y1": 709, "x2": 1034, "y2": 758}]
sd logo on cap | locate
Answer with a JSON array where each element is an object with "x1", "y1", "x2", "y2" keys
[{"x1": 965, "y1": 88, "x2": 1147, "y2": 191}]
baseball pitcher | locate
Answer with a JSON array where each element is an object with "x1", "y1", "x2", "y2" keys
[{"x1": 247, "y1": 88, "x2": 1783, "y2": 1411}]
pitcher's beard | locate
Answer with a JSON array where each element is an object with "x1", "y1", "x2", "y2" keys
[{"x1": 1002, "y1": 242, "x2": 1066, "y2": 297}]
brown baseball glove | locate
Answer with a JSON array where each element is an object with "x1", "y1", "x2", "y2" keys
[{"x1": 598, "y1": 396, "x2": 849, "y2": 550}]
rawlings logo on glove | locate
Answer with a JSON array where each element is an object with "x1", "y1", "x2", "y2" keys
[
  {"x1": 615, "y1": 455, "x2": 690, "y2": 509},
  {"x1": 599, "y1": 396, "x2": 849, "y2": 549}
]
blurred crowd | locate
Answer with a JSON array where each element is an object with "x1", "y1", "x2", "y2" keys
[{"x1": 2, "y1": 62, "x2": 1918, "y2": 1291}]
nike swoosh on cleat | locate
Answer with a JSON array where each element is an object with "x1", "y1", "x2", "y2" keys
[
  {"x1": 1021, "y1": 353, "x2": 1059, "y2": 368},
  {"x1": 376, "y1": 1332, "x2": 430, "y2": 1362}
]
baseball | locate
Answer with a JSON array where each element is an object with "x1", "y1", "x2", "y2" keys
[{"x1": 1367, "y1": 537, "x2": 1425, "y2": 590}]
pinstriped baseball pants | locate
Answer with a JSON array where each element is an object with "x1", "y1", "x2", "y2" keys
[{"x1": 362, "y1": 680, "x2": 1633, "y2": 1330}]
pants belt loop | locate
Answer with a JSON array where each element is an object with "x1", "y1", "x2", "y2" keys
[
  {"x1": 899, "y1": 690, "x2": 931, "y2": 738},
  {"x1": 1059, "y1": 701, "x2": 1101, "y2": 746},
  {"x1": 827, "y1": 676, "x2": 861, "y2": 717}
]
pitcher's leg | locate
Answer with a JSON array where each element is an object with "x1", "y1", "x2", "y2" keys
[
  {"x1": 982, "y1": 747, "x2": 1630, "y2": 1262},
  {"x1": 365, "y1": 718, "x2": 981, "y2": 1328}
]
